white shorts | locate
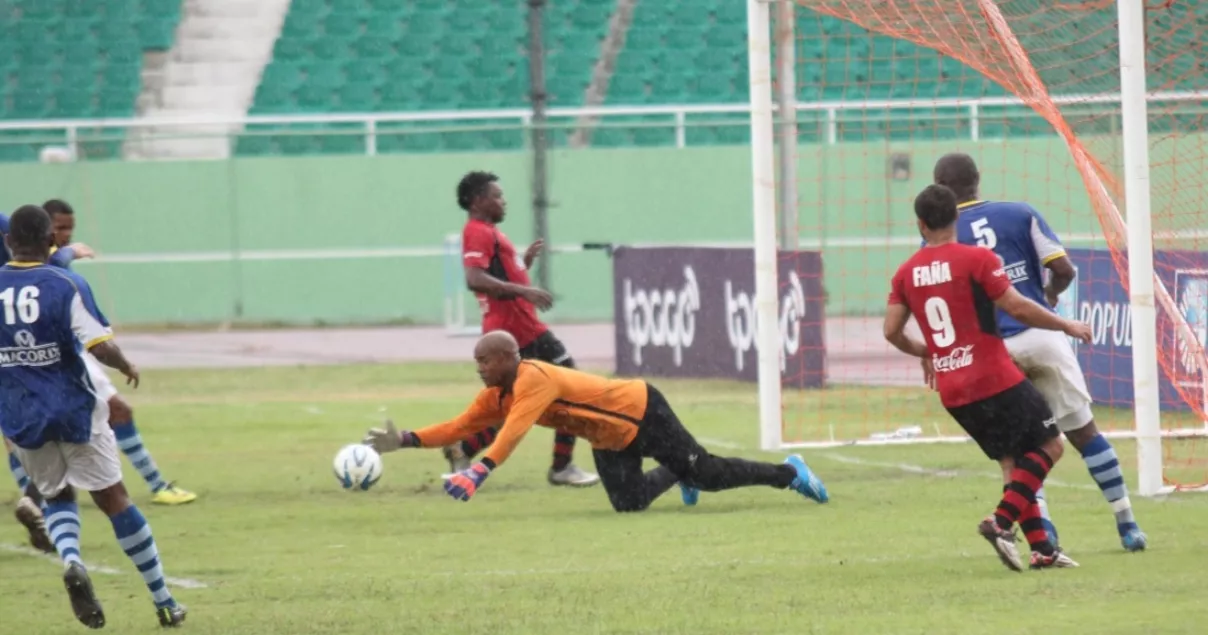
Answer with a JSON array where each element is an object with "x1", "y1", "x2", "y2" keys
[
  {"x1": 1004, "y1": 328, "x2": 1094, "y2": 432},
  {"x1": 84, "y1": 352, "x2": 118, "y2": 402},
  {"x1": 11, "y1": 400, "x2": 119, "y2": 497}
]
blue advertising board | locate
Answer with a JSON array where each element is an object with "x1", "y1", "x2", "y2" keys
[{"x1": 1060, "y1": 248, "x2": 1208, "y2": 411}]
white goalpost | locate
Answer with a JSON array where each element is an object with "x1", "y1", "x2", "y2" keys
[{"x1": 746, "y1": 0, "x2": 1201, "y2": 496}]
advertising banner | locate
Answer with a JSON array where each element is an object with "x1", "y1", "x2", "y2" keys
[
  {"x1": 1061, "y1": 248, "x2": 1208, "y2": 411},
  {"x1": 612, "y1": 247, "x2": 826, "y2": 388}
]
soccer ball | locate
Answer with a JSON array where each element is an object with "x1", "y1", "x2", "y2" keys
[{"x1": 332, "y1": 444, "x2": 383, "y2": 491}]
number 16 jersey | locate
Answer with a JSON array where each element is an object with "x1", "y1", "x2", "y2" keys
[{"x1": 888, "y1": 242, "x2": 1025, "y2": 407}]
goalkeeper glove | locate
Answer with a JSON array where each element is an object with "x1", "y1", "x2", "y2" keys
[
  {"x1": 444, "y1": 462, "x2": 491, "y2": 502},
  {"x1": 363, "y1": 419, "x2": 419, "y2": 454}
]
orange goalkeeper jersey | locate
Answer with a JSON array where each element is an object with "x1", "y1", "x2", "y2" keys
[{"x1": 413, "y1": 361, "x2": 648, "y2": 468}]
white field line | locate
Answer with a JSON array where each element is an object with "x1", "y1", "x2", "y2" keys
[
  {"x1": 695, "y1": 437, "x2": 1099, "y2": 492},
  {"x1": 0, "y1": 543, "x2": 209, "y2": 589}
]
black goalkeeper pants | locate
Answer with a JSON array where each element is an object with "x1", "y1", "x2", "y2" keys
[{"x1": 593, "y1": 385, "x2": 798, "y2": 513}]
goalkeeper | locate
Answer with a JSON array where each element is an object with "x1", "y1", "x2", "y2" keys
[{"x1": 364, "y1": 331, "x2": 829, "y2": 510}]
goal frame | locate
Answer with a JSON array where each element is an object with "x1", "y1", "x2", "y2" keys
[{"x1": 745, "y1": 0, "x2": 1187, "y2": 496}]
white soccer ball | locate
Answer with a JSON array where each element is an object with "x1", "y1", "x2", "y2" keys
[{"x1": 332, "y1": 444, "x2": 383, "y2": 491}]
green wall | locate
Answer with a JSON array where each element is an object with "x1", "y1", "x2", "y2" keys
[{"x1": 0, "y1": 138, "x2": 1112, "y2": 326}]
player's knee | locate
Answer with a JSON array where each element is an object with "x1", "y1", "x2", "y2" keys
[
  {"x1": 607, "y1": 492, "x2": 651, "y2": 513},
  {"x1": 1061, "y1": 417, "x2": 1099, "y2": 449},
  {"x1": 107, "y1": 396, "x2": 132, "y2": 423},
  {"x1": 89, "y1": 482, "x2": 132, "y2": 517},
  {"x1": 1039, "y1": 437, "x2": 1065, "y2": 464}
]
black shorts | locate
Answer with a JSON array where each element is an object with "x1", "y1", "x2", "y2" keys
[
  {"x1": 519, "y1": 331, "x2": 575, "y2": 369},
  {"x1": 945, "y1": 380, "x2": 1060, "y2": 461}
]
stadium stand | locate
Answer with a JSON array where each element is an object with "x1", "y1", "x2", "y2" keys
[
  {"x1": 0, "y1": 0, "x2": 183, "y2": 161},
  {"x1": 237, "y1": 0, "x2": 610, "y2": 156},
  {"x1": 3, "y1": 1, "x2": 1203, "y2": 160}
]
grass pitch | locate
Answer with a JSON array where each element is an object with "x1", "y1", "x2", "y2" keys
[{"x1": 2, "y1": 362, "x2": 1207, "y2": 634}]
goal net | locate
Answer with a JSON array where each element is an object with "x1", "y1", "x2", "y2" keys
[{"x1": 758, "y1": 0, "x2": 1208, "y2": 491}]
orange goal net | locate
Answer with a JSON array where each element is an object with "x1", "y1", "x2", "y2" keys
[{"x1": 772, "y1": 0, "x2": 1208, "y2": 490}]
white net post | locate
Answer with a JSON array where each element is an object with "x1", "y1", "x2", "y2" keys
[
  {"x1": 748, "y1": 0, "x2": 783, "y2": 451},
  {"x1": 1116, "y1": 0, "x2": 1165, "y2": 497}
]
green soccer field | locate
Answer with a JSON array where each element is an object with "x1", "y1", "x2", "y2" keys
[{"x1": 3, "y1": 362, "x2": 1208, "y2": 635}]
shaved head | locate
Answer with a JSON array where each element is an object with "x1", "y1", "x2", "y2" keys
[
  {"x1": 475, "y1": 330, "x2": 519, "y2": 357},
  {"x1": 473, "y1": 331, "x2": 521, "y2": 388},
  {"x1": 933, "y1": 153, "x2": 980, "y2": 203}
]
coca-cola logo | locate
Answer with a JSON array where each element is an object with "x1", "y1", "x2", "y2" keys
[
  {"x1": 724, "y1": 270, "x2": 806, "y2": 372},
  {"x1": 622, "y1": 266, "x2": 700, "y2": 367},
  {"x1": 933, "y1": 345, "x2": 974, "y2": 373}
]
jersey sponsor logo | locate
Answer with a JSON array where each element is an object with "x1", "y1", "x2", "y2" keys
[
  {"x1": 621, "y1": 266, "x2": 700, "y2": 366},
  {"x1": 724, "y1": 269, "x2": 806, "y2": 372},
  {"x1": 0, "y1": 329, "x2": 61, "y2": 368},
  {"x1": 932, "y1": 344, "x2": 974, "y2": 373},
  {"x1": 911, "y1": 261, "x2": 952, "y2": 287},
  {"x1": 463, "y1": 251, "x2": 485, "y2": 260},
  {"x1": 1002, "y1": 259, "x2": 1030, "y2": 284}
]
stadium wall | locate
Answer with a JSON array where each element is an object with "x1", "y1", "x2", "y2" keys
[{"x1": 0, "y1": 138, "x2": 1103, "y2": 326}]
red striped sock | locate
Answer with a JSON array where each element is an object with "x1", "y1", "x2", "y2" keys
[
  {"x1": 995, "y1": 449, "x2": 1054, "y2": 530},
  {"x1": 460, "y1": 427, "x2": 499, "y2": 458},
  {"x1": 552, "y1": 431, "x2": 576, "y2": 471},
  {"x1": 1018, "y1": 502, "x2": 1054, "y2": 555}
]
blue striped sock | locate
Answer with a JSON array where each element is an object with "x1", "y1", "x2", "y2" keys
[
  {"x1": 45, "y1": 501, "x2": 84, "y2": 568},
  {"x1": 110, "y1": 505, "x2": 176, "y2": 609},
  {"x1": 7, "y1": 450, "x2": 30, "y2": 492},
  {"x1": 1034, "y1": 487, "x2": 1060, "y2": 545},
  {"x1": 1079, "y1": 433, "x2": 1138, "y2": 536},
  {"x1": 111, "y1": 421, "x2": 168, "y2": 493}
]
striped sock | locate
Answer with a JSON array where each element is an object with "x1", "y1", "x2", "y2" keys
[
  {"x1": 111, "y1": 421, "x2": 168, "y2": 493},
  {"x1": 1078, "y1": 433, "x2": 1138, "y2": 536},
  {"x1": 110, "y1": 505, "x2": 176, "y2": 609},
  {"x1": 1018, "y1": 501, "x2": 1055, "y2": 556},
  {"x1": 45, "y1": 501, "x2": 84, "y2": 568},
  {"x1": 459, "y1": 427, "x2": 499, "y2": 459},
  {"x1": 552, "y1": 432, "x2": 576, "y2": 471},
  {"x1": 7, "y1": 450, "x2": 29, "y2": 492},
  {"x1": 995, "y1": 449, "x2": 1053, "y2": 529},
  {"x1": 1034, "y1": 487, "x2": 1060, "y2": 545}
]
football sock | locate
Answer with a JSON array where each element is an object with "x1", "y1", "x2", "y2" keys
[
  {"x1": 1078, "y1": 433, "x2": 1138, "y2": 536},
  {"x1": 8, "y1": 450, "x2": 29, "y2": 492},
  {"x1": 1018, "y1": 500, "x2": 1056, "y2": 556},
  {"x1": 551, "y1": 432, "x2": 576, "y2": 471},
  {"x1": 458, "y1": 427, "x2": 498, "y2": 459},
  {"x1": 45, "y1": 500, "x2": 84, "y2": 568},
  {"x1": 995, "y1": 449, "x2": 1053, "y2": 530},
  {"x1": 1034, "y1": 486, "x2": 1060, "y2": 545},
  {"x1": 112, "y1": 421, "x2": 168, "y2": 493},
  {"x1": 110, "y1": 505, "x2": 176, "y2": 609}
]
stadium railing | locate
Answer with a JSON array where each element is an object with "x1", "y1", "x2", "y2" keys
[{"x1": 2, "y1": 92, "x2": 1206, "y2": 158}]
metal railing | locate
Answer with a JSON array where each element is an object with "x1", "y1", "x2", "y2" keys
[{"x1": 1, "y1": 90, "x2": 1206, "y2": 158}]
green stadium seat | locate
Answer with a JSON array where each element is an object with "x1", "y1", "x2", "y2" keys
[
  {"x1": 105, "y1": 41, "x2": 145, "y2": 65},
  {"x1": 324, "y1": 13, "x2": 361, "y2": 38},
  {"x1": 138, "y1": 17, "x2": 176, "y2": 50},
  {"x1": 353, "y1": 36, "x2": 396, "y2": 60},
  {"x1": 364, "y1": 15, "x2": 403, "y2": 38},
  {"x1": 337, "y1": 83, "x2": 377, "y2": 110},
  {"x1": 52, "y1": 90, "x2": 94, "y2": 118}
]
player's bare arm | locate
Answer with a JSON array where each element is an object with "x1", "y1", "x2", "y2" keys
[
  {"x1": 1043, "y1": 256, "x2": 1076, "y2": 306},
  {"x1": 882, "y1": 303, "x2": 929, "y2": 358},
  {"x1": 464, "y1": 266, "x2": 554, "y2": 310},
  {"x1": 88, "y1": 340, "x2": 140, "y2": 388},
  {"x1": 993, "y1": 287, "x2": 1091, "y2": 343}
]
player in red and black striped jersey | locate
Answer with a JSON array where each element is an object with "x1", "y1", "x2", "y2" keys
[
  {"x1": 884, "y1": 184, "x2": 1092, "y2": 572},
  {"x1": 444, "y1": 171, "x2": 599, "y2": 488}
]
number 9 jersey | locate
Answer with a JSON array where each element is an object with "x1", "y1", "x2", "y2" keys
[{"x1": 888, "y1": 242, "x2": 1026, "y2": 408}]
